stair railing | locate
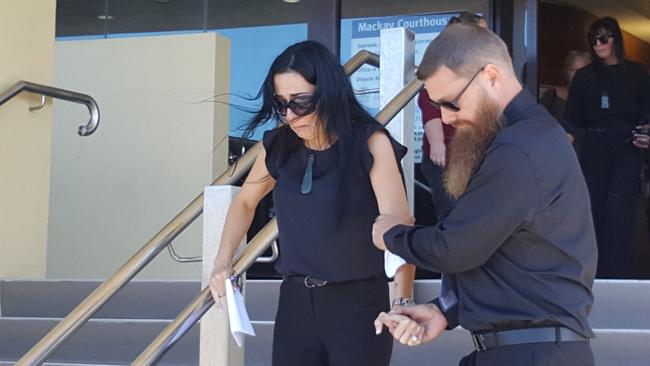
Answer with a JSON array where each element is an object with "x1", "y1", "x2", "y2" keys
[
  {"x1": 131, "y1": 76, "x2": 424, "y2": 365},
  {"x1": 16, "y1": 50, "x2": 381, "y2": 366},
  {"x1": 0, "y1": 81, "x2": 100, "y2": 136}
]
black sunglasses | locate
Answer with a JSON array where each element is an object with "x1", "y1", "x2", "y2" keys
[
  {"x1": 588, "y1": 34, "x2": 612, "y2": 46},
  {"x1": 428, "y1": 66, "x2": 484, "y2": 112},
  {"x1": 273, "y1": 95, "x2": 316, "y2": 117}
]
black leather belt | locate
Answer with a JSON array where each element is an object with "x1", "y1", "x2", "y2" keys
[
  {"x1": 586, "y1": 127, "x2": 633, "y2": 134},
  {"x1": 471, "y1": 326, "x2": 588, "y2": 352},
  {"x1": 283, "y1": 275, "x2": 329, "y2": 288}
]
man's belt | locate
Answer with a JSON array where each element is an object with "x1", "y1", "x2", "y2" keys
[{"x1": 471, "y1": 326, "x2": 588, "y2": 352}]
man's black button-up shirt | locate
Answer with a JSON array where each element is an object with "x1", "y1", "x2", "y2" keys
[{"x1": 385, "y1": 90, "x2": 597, "y2": 338}]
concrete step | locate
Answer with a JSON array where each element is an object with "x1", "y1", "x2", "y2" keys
[
  {"x1": 588, "y1": 280, "x2": 650, "y2": 329},
  {"x1": 244, "y1": 322, "x2": 650, "y2": 366},
  {"x1": 0, "y1": 280, "x2": 200, "y2": 319},
  {"x1": 0, "y1": 317, "x2": 198, "y2": 365},
  {"x1": 1, "y1": 279, "x2": 648, "y2": 365},
  {"x1": 4, "y1": 279, "x2": 649, "y2": 328}
]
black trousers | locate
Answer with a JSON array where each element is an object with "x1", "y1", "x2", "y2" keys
[
  {"x1": 420, "y1": 157, "x2": 457, "y2": 221},
  {"x1": 459, "y1": 341, "x2": 594, "y2": 366},
  {"x1": 580, "y1": 130, "x2": 643, "y2": 278},
  {"x1": 272, "y1": 276, "x2": 392, "y2": 366}
]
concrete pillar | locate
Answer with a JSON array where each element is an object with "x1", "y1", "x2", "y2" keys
[
  {"x1": 201, "y1": 185, "x2": 245, "y2": 366},
  {"x1": 379, "y1": 27, "x2": 416, "y2": 212}
]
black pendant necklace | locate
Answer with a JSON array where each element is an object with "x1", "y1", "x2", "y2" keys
[{"x1": 301, "y1": 153, "x2": 314, "y2": 194}]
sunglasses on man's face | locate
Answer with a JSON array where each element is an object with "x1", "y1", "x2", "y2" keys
[
  {"x1": 428, "y1": 66, "x2": 484, "y2": 112},
  {"x1": 588, "y1": 34, "x2": 612, "y2": 46},
  {"x1": 273, "y1": 95, "x2": 316, "y2": 117}
]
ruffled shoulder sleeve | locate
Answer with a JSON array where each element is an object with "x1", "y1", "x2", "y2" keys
[
  {"x1": 261, "y1": 127, "x2": 283, "y2": 179},
  {"x1": 358, "y1": 120, "x2": 408, "y2": 173}
]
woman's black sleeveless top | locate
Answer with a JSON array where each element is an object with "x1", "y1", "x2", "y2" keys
[{"x1": 262, "y1": 120, "x2": 406, "y2": 282}]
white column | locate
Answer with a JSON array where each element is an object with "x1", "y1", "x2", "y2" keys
[
  {"x1": 201, "y1": 185, "x2": 245, "y2": 366},
  {"x1": 379, "y1": 27, "x2": 416, "y2": 213}
]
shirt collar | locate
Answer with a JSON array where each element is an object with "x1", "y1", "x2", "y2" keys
[{"x1": 502, "y1": 89, "x2": 536, "y2": 126}]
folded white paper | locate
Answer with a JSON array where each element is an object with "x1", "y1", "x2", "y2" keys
[
  {"x1": 225, "y1": 279, "x2": 256, "y2": 347},
  {"x1": 384, "y1": 251, "x2": 406, "y2": 278}
]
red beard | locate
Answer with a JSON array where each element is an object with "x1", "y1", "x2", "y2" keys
[{"x1": 444, "y1": 93, "x2": 503, "y2": 199}]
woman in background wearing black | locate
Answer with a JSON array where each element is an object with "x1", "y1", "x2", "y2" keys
[{"x1": 565, "y1": 17, "x2": 650, "y2": 278}]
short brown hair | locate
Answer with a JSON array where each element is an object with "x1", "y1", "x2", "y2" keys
[{"x1": 416, "y1": 24, "x2": 512, "y2": 81}]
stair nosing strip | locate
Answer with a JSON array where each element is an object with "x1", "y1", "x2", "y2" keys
[{"x1": 248, "y1": 322, "x2": 650, "y2": 333}]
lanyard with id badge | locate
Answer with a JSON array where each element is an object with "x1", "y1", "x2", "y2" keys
[{"x1": 601, "y1": 92, "x2": 610, "y2": 110}]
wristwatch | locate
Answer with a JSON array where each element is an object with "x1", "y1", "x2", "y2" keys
[{"x1": 391, "y1": 297, "x2": 415, "y2": 308}]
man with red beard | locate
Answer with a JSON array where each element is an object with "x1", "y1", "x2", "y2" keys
[
  {"x1": 417, "y1": 12, "x2": 487, "y2": 223},
  {"x1": 372, "y1": 24, "x2": 597, "y2": 365}
]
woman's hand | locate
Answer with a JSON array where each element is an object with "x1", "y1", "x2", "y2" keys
[
  {"x1": 209, "y1": 258, "x2": 233, "y2": 310},
  {"x1": 207, "y1": 144, "x2": 276, "y2": 310}
]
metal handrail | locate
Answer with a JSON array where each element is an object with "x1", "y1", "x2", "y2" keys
[
  {"x1": 167, "y1": 241, "x2": 202, "y2": 263},
  {"x1": 132, "y1": 76, "x2": 425, "y2": 365},
  {"x1": 343, "y1": 50, "x2": 380, "y2": 73},
  {"x1": 132, "y1": 218, "x2": 280, "y2": 364},
  {"x1": 16, "y1": 50, "x2": 381, "y2": 366},
  {"x1": 0, "y1": 81, "x2": 100, "y2": 136},
  {"x1": 256, "y1": 240, "x2": 280, "y2": 263},
  {"x1": 415, "y1": 179, "x2": 433, "y2": 194},
  {"x1": 167, "y1": 239, "x2": 279, "y2": 264},
  {"x1": 30, "y1": 95, "x2": 47, "y2": 111}
]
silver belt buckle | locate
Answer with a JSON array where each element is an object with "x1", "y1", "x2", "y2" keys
[
  {"x1": 304, "y1": 275, "x2": 327, "y2": 288},
  {"x1": 472, "y1": 333, "x2": 487, "y2": 352}
]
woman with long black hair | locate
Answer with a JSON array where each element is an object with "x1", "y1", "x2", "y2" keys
[
  {"x1": 565, "y1": 17, "x2": 650, "y2": 278},
  {"x1": 208, "y1": 40, "x2": 415, "y2": 365}
]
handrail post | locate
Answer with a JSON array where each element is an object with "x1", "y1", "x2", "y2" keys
[
  {"x1": 380, "y1": 27, "x2": 416, "y2": 211},
  {"x1": 199, "y1": 186, "x2": 246, "y2": 366}
]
